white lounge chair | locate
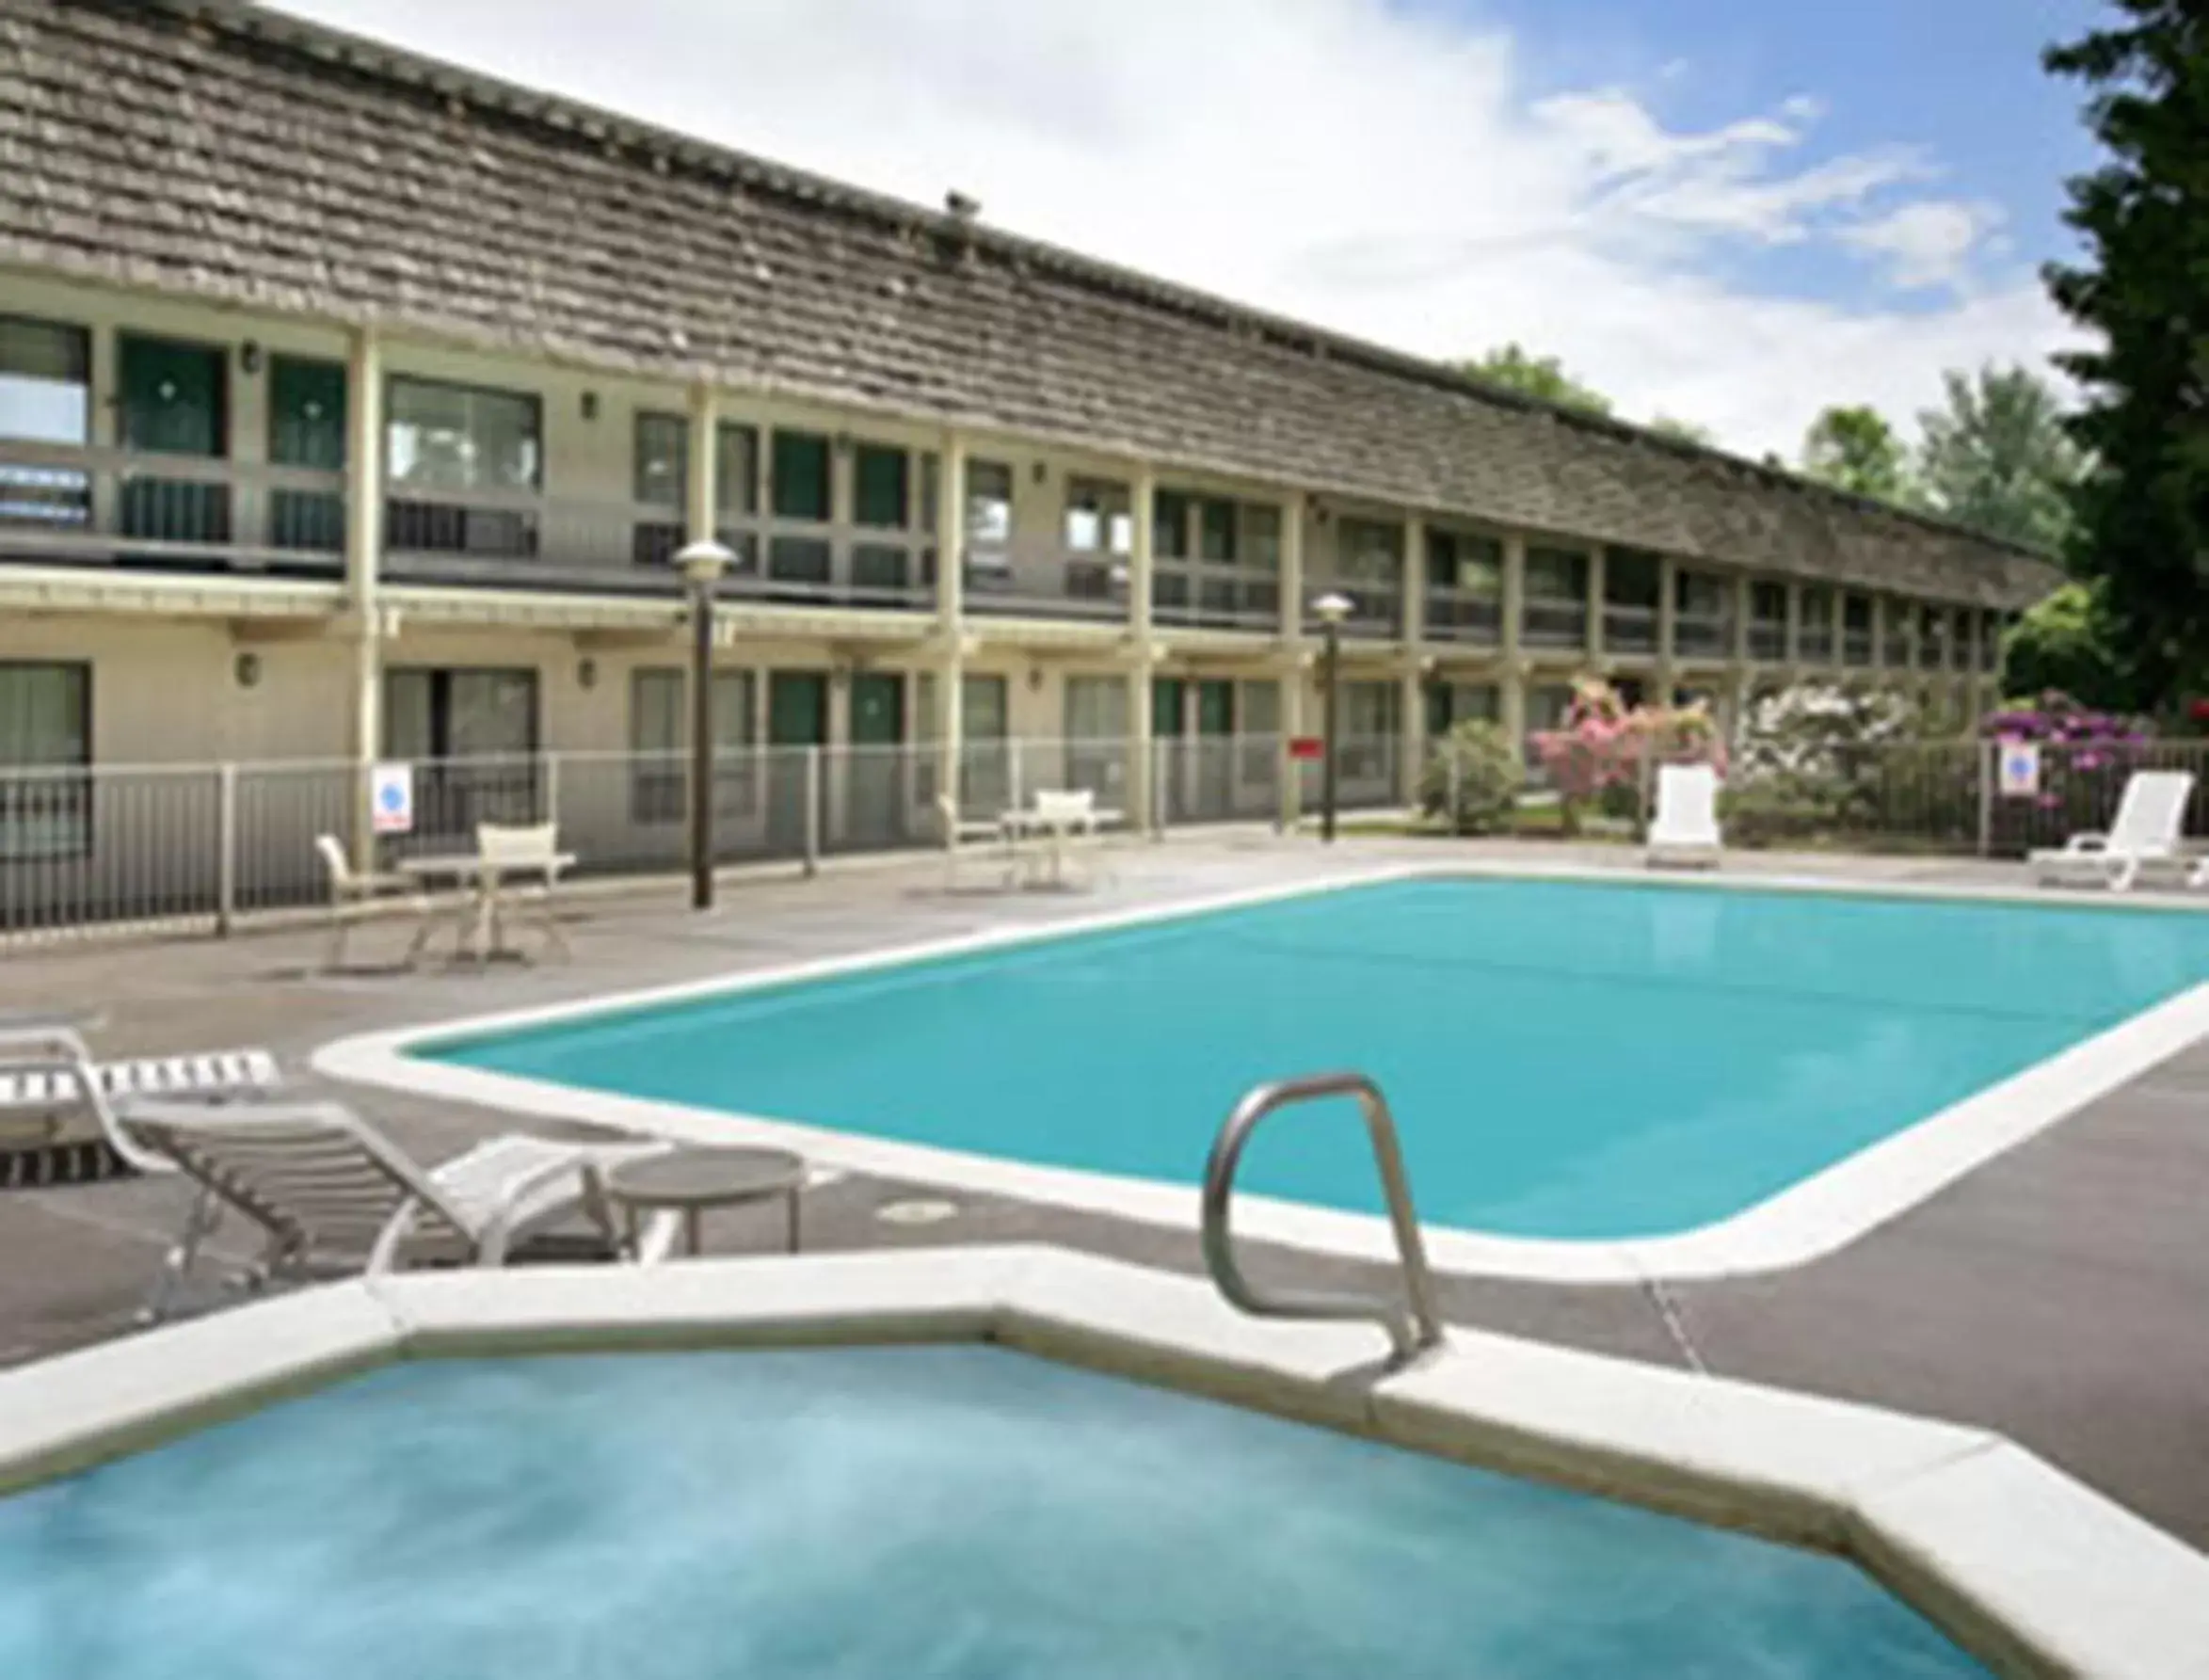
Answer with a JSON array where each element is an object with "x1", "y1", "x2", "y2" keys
[
  {"x1": 2030, "y1": 769, "x2": 2195, "y2": 892},
  {"x1": 0, "y1": 1016, "x2": 280, "y2": 1180},
  {"x1": 1646, "y1": 763, "x2": 1723, "y2": 869},
  {"x1": 120, "y1": 1096, "x2": 669, "y2": 1321},
  {"x1": 474, "y1": 823, "x2": 574, "y2": 960},
  {"x1": 1018, "y1": 789, "x2": 1124, "y2": 888},
  {"x1": 315, "y1": 834, "x2": 435, "y2": 973},
  {"x1": 936, "y1": 793, "x2": 1016, "y2": 890}
]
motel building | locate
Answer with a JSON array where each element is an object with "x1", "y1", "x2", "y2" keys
[{"x1": 0, "y1": 2, "x2": 2058, "y2": 920}]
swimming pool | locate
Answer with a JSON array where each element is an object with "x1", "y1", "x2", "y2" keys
[
  {"x1": 406, "y1": 872, "x2": 2209, "y2": 1264},
  {"x1": 0, "y1": 1343, "x2": 1985, "y2": 1678}
]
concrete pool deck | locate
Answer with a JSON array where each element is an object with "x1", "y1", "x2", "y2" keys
[{"x1": 5, "y1": 833, "x2": 2209, "y2": 1555}]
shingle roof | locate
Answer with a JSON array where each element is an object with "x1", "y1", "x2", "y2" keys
[{"x1": 0, "y1": 0, "x2": 2059, "y2": 607}]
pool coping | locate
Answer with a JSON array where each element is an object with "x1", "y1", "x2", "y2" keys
[
  {"x1": 314, "y1": 859, "x2": 2209, "y2": 1288},
  {"x1": 0, "y1": 1247, "x2": 2201, "y2": 1678}
]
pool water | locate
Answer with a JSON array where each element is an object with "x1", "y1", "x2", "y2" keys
[
  {"x1": 435, "y1": 877, "x2": 2209, "y2": 1240},
  {"x1": 0, "y1": 1346, "x2": 1985, "y2": 1677}
]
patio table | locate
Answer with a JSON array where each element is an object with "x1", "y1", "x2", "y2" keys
[{"x1": 397, "y1": 851, "x2": 575, "y2": 966}]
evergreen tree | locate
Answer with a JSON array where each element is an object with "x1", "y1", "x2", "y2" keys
[{"x1": 2043, "y1": 2, "x2": 2209, "y2": 708}]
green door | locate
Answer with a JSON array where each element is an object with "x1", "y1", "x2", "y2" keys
[
  {"x1": 119, "y1": 335, "x2": 229, "y2": 544},
  {"x1": 766, "y1": 671, "x2": 829, "y2": 853},
  {"x1": 848, "y1": 672, "x2": 905, "y2": 846},
  {"x1": 268, "y1": 356, "x2": 346, "y2": 554},
  {"x1": 1195, "y1": 680, "x2": 1235, "y2": 819},
  {"x1": 1151, "y1": 677, "x2": 1188, "y2": 822}
]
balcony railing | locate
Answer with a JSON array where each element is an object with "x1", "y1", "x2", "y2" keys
[
  {"x1": 1885, "y1": 631, "x2": 1912, "y2": 666},
  {"x1": 1153, "y1": 561, "x2": 1281, "y2": 632},
  {"x1": 1521, "y1": 597, "x2": 1588, "y2": 650},
  {"x1": 1843, "y1": 630, "x2": 1876, "y2": 667},
  {"x1": 1800, "y1": 623, "x2": 1836, "y2": 663},
  {"x1": 1747, "y1": 620, "x2": 1786, "y2": 662},
  {"x1": 1424, "y1": 587, "x2": 1500, "y2": 645},
  {"x1": 1917, "y1": 637, "x2": 1945, "y2": 671},
  {"x1": 1673, "y1": 613, "x2": 1732, "y2": 659},
  {"x1": 379, "y1": 486, "x2": 936, "y2": 610},
  {"x1": 961, "y1": 536, "x2": 1128, "y2": 622},
  {"x1": 0, "y1": 441, "x2": 345, "y2": 575},
  {"x1": 1602, "y1": 603, "x2": 1658, "y2": 655},
  {"x1": 1304, "y1": 577, "x2": 1401, "y2": 639}
]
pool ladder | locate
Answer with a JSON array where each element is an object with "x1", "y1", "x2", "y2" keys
[{"x1": 1200, "y1": 1071, "x2": 1446, "y2": 1367}]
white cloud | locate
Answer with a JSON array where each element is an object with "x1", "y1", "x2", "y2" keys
[
  {"x1": 269, "y1": 0, "x2": 2077, "y2": 457},
  {"x1": 1840, "y1": 200, "x2": 2009, "y2": 291}
]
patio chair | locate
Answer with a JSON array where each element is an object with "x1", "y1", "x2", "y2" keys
[
  {"x1": 1645, "y1": 764, "x2": 1723, "y2": 870},
  {"x1": 119, "y1": 1096, "x2": 669, "y2": 1322},
  {"x1": 936, "y1": 793, "x2": 1016, "y2": 890},
  {"x1": 315, "y1": 834, "x2": 435, "y2": 972},
  {"x1": 0, "y1": 1016, "x2": 280, "y2": 1181},
  {"x1": 1030, "y1": 789, "x2": 1122, "y2": 888},
  {"x1": 474, "y1": 823, "x2": 572, "y2": 959},
  {"x1": 2030, "y1": 770, "x2": 2195, "y2": 892}
]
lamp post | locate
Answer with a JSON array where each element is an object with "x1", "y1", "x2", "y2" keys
[
  {"x1": 1312, "y1": 591, "x2": 1353, "y2": 843},
  {"x1": 678, "y1": 539, "x2": 733, "y2": 910}
]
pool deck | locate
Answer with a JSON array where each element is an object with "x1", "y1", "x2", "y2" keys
[{"x1": 6, "y1": 833, "x2": 2209, "y2": 1553}]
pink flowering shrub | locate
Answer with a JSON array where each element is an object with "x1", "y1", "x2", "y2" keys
[
  {"x1": 1982, "y1": 690, "x2": 2158, "y2": 847},
  {"x1": 1531, "y1": 680, "x2": 1727, "y2": 832}
]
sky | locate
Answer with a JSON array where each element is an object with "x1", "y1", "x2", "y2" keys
[{"x1": 268, "y1": 0, "x2": 2109, "y2": 460}]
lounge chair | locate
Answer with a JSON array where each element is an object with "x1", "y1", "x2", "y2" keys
[
  {"x1": 474, "y1": 823, "x2": 573, "y2": 960},
  {"x1": 119, "y1": 1096, "x2": 669, "y2": 1321},
  {"x1": 2030, "y1": 769, "x2": 2195, "y2": 891},
  {"x1": 1646, "y1": 763, "x2": 1723, "y2": 869},
  {"x1": 315, "y1": 834, "x2": 435, "y2": 973},
  {"x1": 936, "y1": 793, "x2": 1016, "y2": 890},
  {"x1": 0, "y1": 1016, "x2": 280, "y2": 1180}
]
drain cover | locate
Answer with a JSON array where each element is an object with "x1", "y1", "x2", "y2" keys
[{"x1": 874, "y1": 1197, "x2": 960, "y2": 1226}]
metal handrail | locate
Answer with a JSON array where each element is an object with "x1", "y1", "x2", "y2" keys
[{"x1": 1200, "y1": 1071, "x2": 1445, "y2": 1365}]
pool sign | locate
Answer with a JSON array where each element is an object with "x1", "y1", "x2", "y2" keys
[
  {"x1": 1997, "y1": 741, "x2": 2041, "y2": 798},
  {"x1": 370, "y1": 761, "x2": 415, "y2": 835}
]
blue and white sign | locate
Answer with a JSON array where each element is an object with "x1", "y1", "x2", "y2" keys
[
  {"x1": 370, "y1": 761, "x2": 415, "y2": 835},
  {"x1": 1997, "y1": 741, "x2": 2041, "y2": 798}
]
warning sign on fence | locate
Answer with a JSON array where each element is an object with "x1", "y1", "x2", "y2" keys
[
  {"x1": 1997, "y1": 741, "x2": 2041, "y2": 798},
  {"x1": 370, "y1": 762, "x2": 415, "y2": 835}
]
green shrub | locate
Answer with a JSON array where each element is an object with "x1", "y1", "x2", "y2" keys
[{"x1": 1419, "y1": 720, "x2": 1524, "y2": 834}]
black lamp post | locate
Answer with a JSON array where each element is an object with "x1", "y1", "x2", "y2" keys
[
  {"x1": 678, "y1": 539, "x2": 733, "y2": 910},
  {"x1": 1312, "y1": 591, "x2": 1353, "y2": 843}
]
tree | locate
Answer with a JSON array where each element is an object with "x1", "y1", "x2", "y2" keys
[
  {"x1": 1998, "y1": 581, "x2": 2135, "y2": 709},
  {"x1": 1801, "y1": 406, "x2": 1910, "y2": 501},
  {"x1": 1649, "y1": 414, "x2": 1715, "y2": 446},
  {"x1": 1914, "y1": 364, "x2": 2086, "y2": 553},
  {"x1": 1452, "y1": 344, "x2": 1612, "y2": 415},
  {"x1": 2042, "y1": 3, "x2": 2209, "y2": 710}
]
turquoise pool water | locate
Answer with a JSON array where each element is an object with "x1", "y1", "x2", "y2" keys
[
  {"x1": 435, "y1": 877, "x2": 2209, "y2": 1240},
  {"x1": 0, "y1": 1346, "x2": 1984, "y2": 1677}
]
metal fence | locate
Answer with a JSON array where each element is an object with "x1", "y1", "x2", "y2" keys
[{"x1": 0, "y1": 734, "x2": 1342, "y2": 946}]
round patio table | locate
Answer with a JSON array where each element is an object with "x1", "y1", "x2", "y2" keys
[{"x1": 599, "y1": 1145, "x2": 808, "y2": 1258}]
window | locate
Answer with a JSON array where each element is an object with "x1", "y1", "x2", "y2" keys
[
  {"x1": 1064, "y1": 477, "x2": 1132, "y2": 553},
  {"x1": 386, "y1": 378, "x2": 539, "y2": 491},
  {"x1": 771, "y1": 431, "x2": 831, "y2": 522},
  {"x1": 383, "y1": 667, "x2": 540, "y2": 840},
  {"x1": 634, "y1": 412, "x2": 687, "y2": 509},
  {"x1": 1334, "y1": 519, "x2": 1402, "y2": 581},
  {"x1": 1674, "y1": 571, "x2": 1725, "y2": 617},
  {"x1": 1430, "y1": 530, "x2": 1502, "y2": 594},
  {"x1": 0, "y1": 317, "x2": 91, "y2": 529},
  {"x1": 1603, "y1": 548, "x2": 1662, "y2": 607},
  {"x1": 0, "y1": 662, "x2": 90, "y2": 861},
  {"x1": 1750, "y1": 581, "x2": 1788, "y2": 622},
  {"x1": 1525, "y1": 546, "x2": 1587, "y2": 600},
  {"x1": 1199, "y1": 499, "x2": 1237, "y2": 564},
  {"x1": 1153, "y1": 491, "x2": 1192, "y2": 560},
  {"x1": 267, "y1": 357, "x2": 346, "y2": 553},
  {"x1": 854, "y1": 444, "x2": 908, "y2": 529},
  {"x1": 629, "y1": 668, "x2": 758, "y2": 822},
  {"x1": 1241, "y1": 504, "x2": 1282, "y2": 572},
  {"x1": 716, "y1": 423, "x2": 760, "y2": 520},
  {"x1": 967, "y1": 460, "x2": 1013, "y2": 547},
  {"x1": 119, "y1": 335, "x2": 226, "y2": 458},
  {"x1": 1064, "y1": 675, "x2": 1129, "y2": 741},
  {"x1": 1239, "y1": 680, "x2": 1281, "y2": 779}
]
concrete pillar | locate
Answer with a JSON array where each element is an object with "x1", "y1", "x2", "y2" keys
[
  {"x1": 934, "y1": 429, "x2": 966, "y2": 806},
  {"x1": 1586, "y1": 546, "x2": 1607, "y2": 665},
  {"x1": 686, "y1": 382, "x2": 719, "y2": 545},
  {"x1": 1499, "y1": 535, "x2": 1527, "y2": 764},
  {"x1": 344, "y1": 326, "x2": 384, "y2": 872},
  {"x1": 1279, "y1": 493, "x2": 1307, "y2": 827},
  {"x1": 1127, "y1": 469, "x2": 1158, "y2": 830}
]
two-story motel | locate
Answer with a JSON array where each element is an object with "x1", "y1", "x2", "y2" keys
[{"x1": 1, "y1": 1, "x2": 2059, "y2": 867}]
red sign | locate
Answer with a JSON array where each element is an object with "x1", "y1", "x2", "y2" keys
[{"x1": 1288, "y1": 736, "x2": 1325, "y2": 761}]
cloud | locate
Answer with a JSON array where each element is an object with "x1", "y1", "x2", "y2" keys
[
  {"x1": 1840, "y1": 200, "x2": 2009, "y2": 290},
  {"x1": 268, "y1": 0, "x2": 2077, "y2": 457}
]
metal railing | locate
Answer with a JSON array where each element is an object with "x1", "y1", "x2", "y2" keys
[
  {"x1": 1423, "y1": 587, "x2": 1501, "y2": 645},
  {"x1": 1201, "y1": 1070, "x2": 1445, "y2": 1364},
  {"x1": 0, "y1": 732, "x2": 1347, "y2": 945},
  {"x1": 1152, "y1": 562, "x2": 1281, "y2": 632}
]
